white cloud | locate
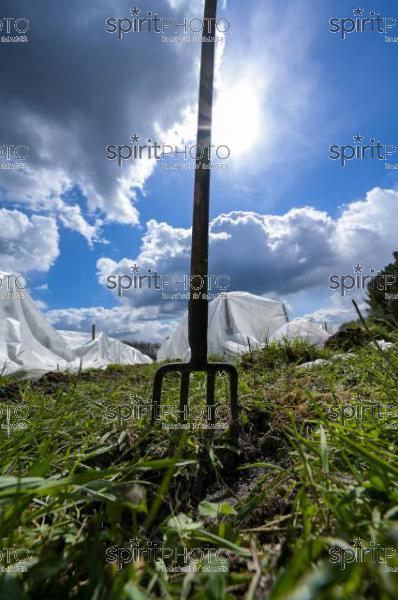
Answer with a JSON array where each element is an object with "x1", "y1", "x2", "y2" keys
[
  {"x1": 334, "y1": 187, "x2": 398, "y2": 263},
  {"x1": 166, "y1": 0, "x2": 194, "y2": 8},
  {"x1": 0, "y1": 0, "x2": 327, "y2": 240},
  {"x1": 35, "y1": 299, "x2": 49, "y2": 311},
  {"x1": 46, "y1": 305, "x2": 177, "y2": 343},
  {"x1": 95, "y1": 187, "x2": 398, "y2": 335},
  {"x1": 54, "y1": 199, "x2": 104, "y2": 247},
  {"x1": 302, "y1": 297, "x2": 368, "y2": 331},
  {"x1": 0, "y1": 209, "x2": 59, "y2": 272},
  {"x1": 0, "y1": 0, "x2": 206, "y2": 235}
]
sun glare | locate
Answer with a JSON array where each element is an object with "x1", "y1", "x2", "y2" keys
[{"x1": 213, "y1": 79, "x2": 263, "y2": 159}]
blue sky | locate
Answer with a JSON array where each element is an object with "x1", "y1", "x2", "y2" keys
[{"x1": 1, "y1": 0, "x2": 398, "y2": 341}]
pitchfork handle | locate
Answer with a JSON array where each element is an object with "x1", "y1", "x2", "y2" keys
[{"x1": 189, "y1": 0, "x2": 218, "y2": 365}]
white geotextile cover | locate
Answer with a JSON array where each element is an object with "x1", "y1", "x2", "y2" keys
[
  {"x1": 57, "y1": 329, "x2": 93, "y2": 350},
  {"x1": 157, "y1": 291, "x2": 288, "y2": 361},
  {"x1": 270, "y1": 319, "x2": 330, "y2": 348},
  {"x1": 0, "y1": 273, "x2": 152, "y2": 375},
  {"x1": 58, "y1": 330, "x2": 153, "y2": 370}
]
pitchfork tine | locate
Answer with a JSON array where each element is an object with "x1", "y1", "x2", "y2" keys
[
  {"x1": 180, "y1": 371, "x2": 190, "y2": 423},
  {"x1": 227, "y1": 366, "x2": 239, "y2": 431},
  {"x1": 207, "y1": 371, "x2": 216, "y2": 425},
  {"x1": 151, "y1": 365, "x2": 165, "y2": 423}
]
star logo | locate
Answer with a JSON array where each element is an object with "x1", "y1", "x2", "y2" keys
[
  {"x1": 129, "y1": 537, "x2": 141, "y2": 547},
  {"x1": 352, "y1": 537, "x2": 365, "y2": 548},
  {"x1": 353, "y1": 134, "x2": 364, "y2": 144},
  {"x1": 130, "y1": 264, "x2": 140, "y2": 273},
  {"x1": 353, "y1": 7, "x2": 364, "y2": 17},
  {"x1": 130, "y1": 134, "x2": 141, "y2": 143},
  {"x1": 353, "y1": 264, "x2": 364, "y2": 273},
  {"x1": 130, "y1": 7, "x2": 141, "y2": 17}
]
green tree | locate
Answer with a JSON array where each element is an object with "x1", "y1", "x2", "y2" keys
[{"x1": 367, "y1": 251, "x2": 398, "y2": 325}]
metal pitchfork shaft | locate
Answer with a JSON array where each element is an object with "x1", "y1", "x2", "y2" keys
[{"x1": 152, "y1": 0, "x2": 239, "y2": 437}]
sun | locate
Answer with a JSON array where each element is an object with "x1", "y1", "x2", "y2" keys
[{"x1": 213, "y1": 78, "x2": 263, "y2": 160}]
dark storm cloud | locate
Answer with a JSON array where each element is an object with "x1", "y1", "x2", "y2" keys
[{"x1": 0, "y1": 0, "x2": 203, "y2": 222}]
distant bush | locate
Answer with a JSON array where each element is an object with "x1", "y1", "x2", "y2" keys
[
  {"x1": 121, "y1": 339, "x2": 160, "y2": 360},
  {"x1": 248, "y1": 339, "x2": 328, "y2": 370},
  {"x1": 325, "y1": 327, "x2": 370, "y2": 352},
  {"x1": 367, "y1": 251, "x2": 398, "y2": 327}
]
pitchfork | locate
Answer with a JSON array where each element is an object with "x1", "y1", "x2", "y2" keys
[{"x1": 151, "y1": 0, "x2": 239, "y2": 438}]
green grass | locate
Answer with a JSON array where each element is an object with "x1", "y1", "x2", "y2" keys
[{"x1": 0, "y1": 338, "x2": 397, "y2": 599}]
